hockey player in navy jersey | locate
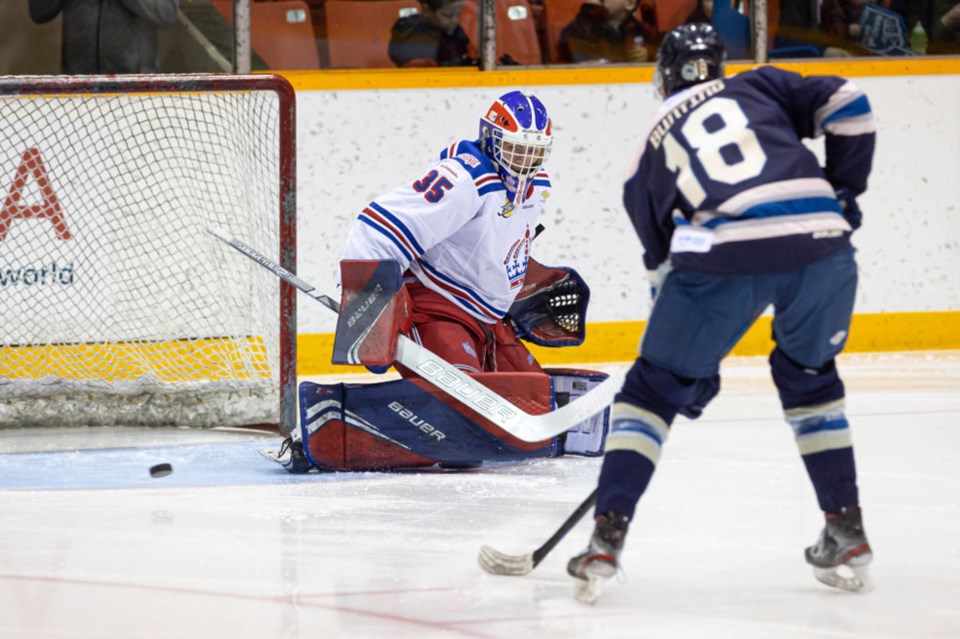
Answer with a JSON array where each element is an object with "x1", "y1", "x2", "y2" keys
[
  {"x1": 272, "y1": 91, "x2": 609, "y2": 474},
  {"x1": 568, "y1": 24, "x2": 876, "y2": 603}
]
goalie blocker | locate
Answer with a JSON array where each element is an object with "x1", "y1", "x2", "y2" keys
[
  {"x1": 333, "y1": 260, "x2": 411, "y2": 368},
  {"x1": 288, "y1": 368, "x2": 610, "y2": 472}
]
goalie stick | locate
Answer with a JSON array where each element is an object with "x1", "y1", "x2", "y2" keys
[
  {"x1": 206, "y1": 228, "x2": 621, "y2": 443},
  {"x1": 478, "y1": 488, "x2": 597, "y2": 576}
]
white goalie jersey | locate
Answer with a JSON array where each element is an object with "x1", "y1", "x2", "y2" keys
[{"x1": 341, "y1": 140, "x2": 552, "y2": 323}]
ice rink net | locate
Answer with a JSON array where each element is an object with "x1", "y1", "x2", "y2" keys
[{"x1": 0, "y1": 75, "x2": 297, "y2": 429}]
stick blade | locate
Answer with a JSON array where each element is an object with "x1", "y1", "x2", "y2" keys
[{"x1": 477, "y1": 544, "x2": 534, "y2": 576}]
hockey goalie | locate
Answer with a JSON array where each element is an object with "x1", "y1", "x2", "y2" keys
[{"x1": 273, "y1": 91, "x2": 610, "y2": 473}]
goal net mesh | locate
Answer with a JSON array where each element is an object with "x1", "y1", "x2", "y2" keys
[{"x1": 0, "y1": 76, "x2": 295, "y2": 429}]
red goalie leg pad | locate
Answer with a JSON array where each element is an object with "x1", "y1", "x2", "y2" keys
[{"x1": 333, "y1": 260, "x2": 411, "y2": 367}]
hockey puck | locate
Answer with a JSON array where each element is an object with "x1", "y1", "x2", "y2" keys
[{"x1": 149, "y1": 463, "x2": 173, "y2": 478}]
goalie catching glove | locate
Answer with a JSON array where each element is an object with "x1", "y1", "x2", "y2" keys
[{"x1": 507, "y1": 259, "x2": 590, "y2": 347}]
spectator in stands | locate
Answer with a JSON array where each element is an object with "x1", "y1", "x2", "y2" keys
[
  {"x1": 940, "y1": 1, "x2": 960, "y2": 31},
  {"x1": 836, "y1": 1, "x2": 871, "y2": 39},
  {"x1": 884, "y1": 0, "x2": 925, "y2": 32},
  {"x1": 28, "y1": 0, "x2": 179, "y2": 74},
  {"x1": 685, "y1": 0, "x2": 713, "y2": 24},
  {"x1": 774, "y1": 0, "x2": 852, "y2": 56},
  {"x1": 931, "y1": 0, "x2": 960, "y2": 51},
  {"x1": 815, "y1": 1, "x2": 884, "y2": 56},
  {"x1": 862, "y1": 0, "x2": 959, "y2": 53},
  {"x1": 556, "y1": 0, "x2": 658, "y2": 63},
  {"x1": 388, "y1": 0, "x2": 477, "y2": 67}
]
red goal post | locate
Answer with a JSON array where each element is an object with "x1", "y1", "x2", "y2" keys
[{"x1": 0, "y1": 74, "x2": 297, "y2": 432}]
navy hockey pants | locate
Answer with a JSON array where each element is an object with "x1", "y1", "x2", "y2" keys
[{"x1": 641, "y1": 246, "x2": 858, "y2": 381}]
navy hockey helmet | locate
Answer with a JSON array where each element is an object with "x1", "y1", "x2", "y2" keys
[
  {"x1": 653, "y1": 23, "x2": 726, "y2": 99},
  {"x1": 479, "y1": 91, "x2": 553, "y2": 181}
]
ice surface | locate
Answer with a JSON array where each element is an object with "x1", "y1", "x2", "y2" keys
[{"x1": 1, "y1": 352, "x2": 958, "y2": 638}]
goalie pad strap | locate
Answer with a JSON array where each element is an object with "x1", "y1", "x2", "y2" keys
[
  {"x1": 333, "y1": 260, "x2": 411, "y2": 367},
  {"x1": 548, "y1": 368, "x2": 611, "y2": 457}
]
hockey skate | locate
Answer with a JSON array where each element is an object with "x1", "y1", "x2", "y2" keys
[
  {"x1": 567, "y1": 511, "x2": 629, "y2": 605},
  {"x1": 805, "y1": 506, "x2": 873, "y2": 592},
  {"x1": 259, "y1": 434, "x2": 313, "y2": 474}
]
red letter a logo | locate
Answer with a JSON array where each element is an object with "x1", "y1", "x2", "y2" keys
[{"x1": 0, "y1": 148, "x2": 71, "y2": 241}]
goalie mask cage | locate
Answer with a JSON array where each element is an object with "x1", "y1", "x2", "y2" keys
[{"x1": 0, "y1": 74, "x2": 297, "y2": 431}]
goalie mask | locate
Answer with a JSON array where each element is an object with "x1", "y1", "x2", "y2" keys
[
  {"x1": 479, "y1": 91, "x2": 553, "y2": 195},
  {"x1": 653, "y1": 23, "x2": 726, "y2": 99}
]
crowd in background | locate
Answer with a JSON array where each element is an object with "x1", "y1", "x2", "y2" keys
[{"x1": 1, "y1": 0, "x2": 959, "y2": 75}]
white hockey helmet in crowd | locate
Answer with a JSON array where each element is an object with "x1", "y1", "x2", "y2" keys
[{"x1": 479, "y1": 91, "x2": 553, "y2": 181}]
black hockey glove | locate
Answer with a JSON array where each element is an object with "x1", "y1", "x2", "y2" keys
[{"x1": 835, "y1": 187, "x2": 862, "y2": 231}]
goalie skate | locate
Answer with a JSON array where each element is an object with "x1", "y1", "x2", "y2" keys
[
  {"x1": 805, "y1": 506, "x2": 873, "y2": 592},
  {"x1": 567, "y1": 511, "x2": 629, "y2": 605},
  {"x1": 259, "y1": 435, "x2": 313, "y2": 474}
]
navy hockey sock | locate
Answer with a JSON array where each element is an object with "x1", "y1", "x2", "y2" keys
[
  {"x1": 596, "y1": 450, "x2": 656, "y2": 519},
  {"x1": 801, "y1": 446, "x2": 859, "y2": 513}
]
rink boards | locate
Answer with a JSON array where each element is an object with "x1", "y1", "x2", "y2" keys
[{"x1": 277, "y1": 59, "x2": 960, "y2": 375}]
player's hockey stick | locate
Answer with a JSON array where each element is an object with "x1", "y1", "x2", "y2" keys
[
  {"x1": 478, "y1": 488, "x2": 598, "y2": 576},
  {"x1": 207, "y1": 228, "x2": 621, "y2": 443}
]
